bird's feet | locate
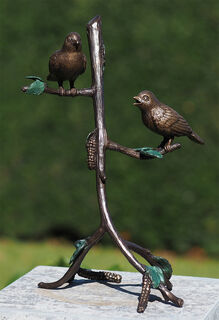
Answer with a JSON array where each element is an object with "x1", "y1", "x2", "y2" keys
[
  {"x1": 157, "y1": 143, "x2": 181, "y2": 154},
  {"x1": 69, "y1": 88, "x2": 77, "y2": 96},
  {"x1": 65, "y1": 88, "x2": 77, "y2": 96},
  {"x1": 59, "y1": 86, "x2": 65, "y2": 96},
  {"x1": 158, "y1": 137, "x2": 181, "y2": 154},
  {"x1": 164, "y1": 144, "x2": 173, "y2": 153}
]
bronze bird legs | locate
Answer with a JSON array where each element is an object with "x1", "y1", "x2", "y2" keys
[
  {"x1": 58, "y1": 80, "x2": 76, "y2": 96},
  {"x1": 158, "y1": 136, "x2": 175, "y2": 152},
  {"x1": 58, "y1": 80, "x2": 65, "y2": 96}
]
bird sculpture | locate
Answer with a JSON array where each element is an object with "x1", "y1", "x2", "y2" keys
[
  {"x1": 133, "y1": 90, "x2": 204, "y2": 151},
  {"x1": 47, "y1": 32, "x2": 86, "y2": 95}
]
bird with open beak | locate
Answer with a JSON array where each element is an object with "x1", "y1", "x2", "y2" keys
[
  {"x1": 47, "y1": 32, "x2": 86, "y2": 95},
  {"x1": 133, "y1": 90, "x2": 204, "y2": 151}
]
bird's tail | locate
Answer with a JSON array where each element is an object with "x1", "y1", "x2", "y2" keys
[{"x1": 188, "y1": 131, "x2": 204, "y2": 144}]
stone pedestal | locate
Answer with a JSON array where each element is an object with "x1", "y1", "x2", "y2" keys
[{"x1": 0, "y1": 266, "x2": 218, "y2": 319}]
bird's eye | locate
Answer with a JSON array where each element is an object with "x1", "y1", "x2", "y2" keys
[{"x1": 143, "y1": 95, "x2": 149, "y2": 101}]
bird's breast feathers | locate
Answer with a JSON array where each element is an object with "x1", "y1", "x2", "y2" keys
[
  {"x1": 151, "y1": 106, "x2": 166, "y2": 122},
  {"x1": 48, "y1": 51, "x2": 86, "y2": 80},
  {"x1": 149, "y1": 106, "x2": 173, "y2": 133}
]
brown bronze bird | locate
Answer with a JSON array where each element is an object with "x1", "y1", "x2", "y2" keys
[
  {"x1": 133, "y1": 90, "x2": 204, "y2": 151},
  {"x1": 47, "y1": 32, "x2": 86, "y2": 95}
]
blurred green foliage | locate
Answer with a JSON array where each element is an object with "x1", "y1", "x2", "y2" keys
[{"x1": 0, "y1": 0, "x2": 218, "y2": 255}]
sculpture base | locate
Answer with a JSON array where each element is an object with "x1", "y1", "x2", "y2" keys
[{"x1": 0, "y1": 266, "x2": 218, "y2": 320}]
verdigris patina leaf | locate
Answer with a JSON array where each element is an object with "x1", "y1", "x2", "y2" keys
[
  {"x1": 135, "y1": 147, "x2": 163, "y2": 159},
  {"x1": 25, "y1": 76, "x2": 45, "y2": 95},
  {"x1": 145, "y1": 265, "x2": 165, "y2": 289},
  {"x1": 25, "y1": 76, "x2": 44, "y2": 81},
  {"x1": 153, "y1": 256, "x2": 173, "y2": 279},
  {"x1": 69, "y1": 239, "x2": 88, "y2": 266}
]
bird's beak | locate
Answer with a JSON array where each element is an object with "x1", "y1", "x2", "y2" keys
[
  {"x1": 71, "y1": 39, "x2": 80, "y2": 49},
  {"x1": 133, "y1": 96, "x2": 142, "y2": 106}
]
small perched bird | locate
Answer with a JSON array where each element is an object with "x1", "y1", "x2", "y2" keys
[
  {"x1": 47, "y1": 32, "x2": 86, "y2": 95},
  {"x1": 133, "y1": 90, "x2": 204, "y2": 151}
]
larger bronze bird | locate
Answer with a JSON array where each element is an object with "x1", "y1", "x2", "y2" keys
[
  {"x1": 133, "y1": 90, "x2": 204, "y2": 151},
  {"x1": 47, "y1": 32, "x2": 86, "y2": 95}
]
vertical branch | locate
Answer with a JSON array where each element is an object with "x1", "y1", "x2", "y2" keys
[
  {"x1": 87, "y1": 16, "x2": 107, "y2": 184},
  {"x1": 86, "y1": 16, "x2": 145, "y2": 274}
]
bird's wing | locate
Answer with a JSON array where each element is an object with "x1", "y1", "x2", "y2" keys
[
  {"x1": 47, "y1": 51, "x2": 61, "y2": 80},
  {"x1": 170, "y1": 114, "x2": 192, "y2": 136},
  {"x1": 152, "y1": 105, "x2": 192, "y2": 136}
]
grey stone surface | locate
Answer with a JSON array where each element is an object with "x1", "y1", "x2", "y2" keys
[{"x1": 0, "y1": 266, "x2": 218, "y2": 319}]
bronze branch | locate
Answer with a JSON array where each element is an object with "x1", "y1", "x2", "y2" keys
[
  {"x1": 107, "y1": 139, "x2": 181, "y2": 159},
  {"x1": 22, "y1": 86, "x2": 94, "y2": 97},
  {"x1": 21, "y1": 15, "x2": 183, "y2": 314}
]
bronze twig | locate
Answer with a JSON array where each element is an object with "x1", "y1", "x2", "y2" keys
[
  {"x1": 107, "y1": 139, "x2": 181, "y2": 159},
  {"x1": 21, "y1": 86, "x2": 94, "y2": 97},
  {"x1": 38, "y1": 225, "x2": 106, "y2": 289},
  {"x1": 159, "y1": 283, "x2": 184, "y2": 307}
]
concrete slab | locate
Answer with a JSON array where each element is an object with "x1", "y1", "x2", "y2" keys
[{"x1": 0, "y1": 266, "x2": 218, "y2": 319}]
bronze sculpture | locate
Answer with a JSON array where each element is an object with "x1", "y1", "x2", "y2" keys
[
  {"x1": 134, "y1": 90, "x2": 204, "y2": 152},
  {"x1": 47, "y1": 32, "x2": 86, "y2": 95},
  {"x1": 21, "y1": 16, "x2": 204, "y2": 313}
]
